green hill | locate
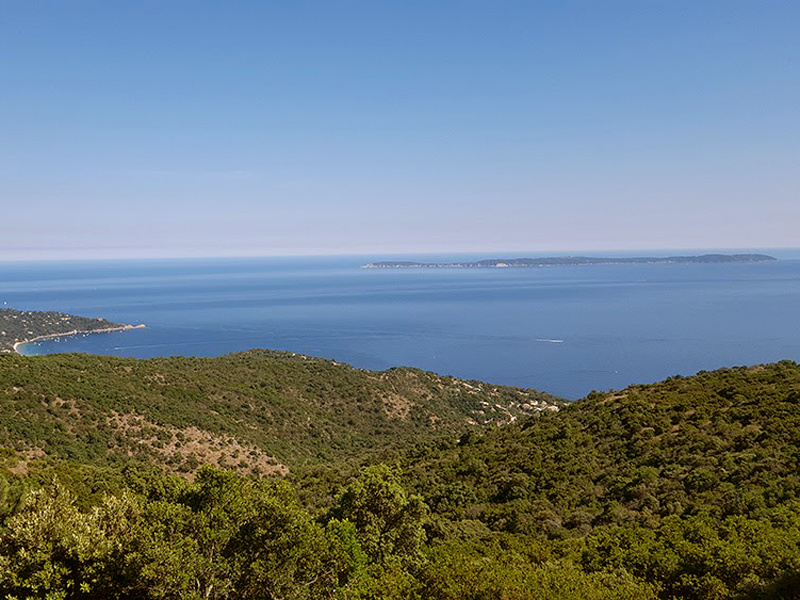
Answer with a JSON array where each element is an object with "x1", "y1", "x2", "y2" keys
[
  {"x1": 0, "y1": 350, "x2": 560, "y2": 474},
  {"x1": 400, "y1": 360, "x2": 800, "y2": 536},
  {"x1": 289, "y1": 360, "x2": 800, "y2": 599},
  {"x1": 1, "y1": 356, "x2": 799, "y2": 599},
  {"x1": 385, "y1": 360, "x2": 800, "y2": 599}
]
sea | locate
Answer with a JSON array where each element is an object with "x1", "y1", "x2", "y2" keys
[{"x1": 3, "y1": 250, "x2": 800, "y2": 400}]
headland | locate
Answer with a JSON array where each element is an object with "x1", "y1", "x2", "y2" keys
[{"x1": 0, "y1": 308, "x2": 145, "y2": 354}]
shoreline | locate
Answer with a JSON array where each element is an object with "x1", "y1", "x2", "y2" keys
[{"x1": 12, "y1": 324, "x2": 146, "y2": 355}]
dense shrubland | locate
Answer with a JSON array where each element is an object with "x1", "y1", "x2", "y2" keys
[
  {"x1": 0, "y1": 351, "x2": 558, "y2": 471},
  {"x1": 1, "y1": 357, "x2": 800, "y2": 598}
]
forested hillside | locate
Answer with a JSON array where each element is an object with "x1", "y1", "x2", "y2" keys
[
  {"x1": 401, "y1": 361, "x2": 800, "y2": 536},
  {"x1": 0, "y1": 350, "x2": 559, "y2": 472},
  {"x1": 0, "y1": 308, "x2": 129, "y2": 353},
  {"x1": 1, "y1": 358, "x2": 799, "y2": 599}
]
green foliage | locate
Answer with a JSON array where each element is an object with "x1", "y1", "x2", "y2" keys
[
  {"x1": 330, "y1": 464, "x2": 428, "y2": 567},
  {"x1": 374, "y1": 360, "x2": 800, "y2": 598},
  {"x1": 418, "y1": 555, "x2": 659, "y2": 600},
  {"x1": 0, "y1": 467, "x2": 364, "y2": 599},
  {"x1": 340, "y1": 535, "x2": 659, "y2": 600},
  {"x1": 0, "y1": 474, "x2": 28, "y2": 523},
  {"x1": 582, "y1": 509, "x2": 800, "y2": 600},
  {"x1": 734, "y1": 565, "x2": 800, "y2": 600},
  {"x1": 0, "y1": 351, "x2": 558, "y2": 473},
  {"x1": 398, "y1": 361, "x2": 800, "y2": 536},
  {"x1": 122, "y1": 466, "x2": 358, "y2": 599},
  {"x1": 2, "y1": 355, "x2": 800, "y2": 598},
  {"x1": 0, "y1": 482, "x2": 130, "y2": 599}
]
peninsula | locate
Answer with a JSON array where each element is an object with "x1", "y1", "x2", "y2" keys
[
  {"x1": 362, "y1": 253, "x2": 777, "y2": 269},
  {"x1": 0, "y1": 308, "x2": 144, "y2": 353}
]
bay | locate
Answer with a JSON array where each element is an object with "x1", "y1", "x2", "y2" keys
[{"x1": 2, "y1": 252, "x2": 799, "y2": 400}]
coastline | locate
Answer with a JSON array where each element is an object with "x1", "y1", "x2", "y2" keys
[
  {"x1": 362, "y1": 253, "x2": 778, "y2": 269},
  {"x1": 13, "y1": 324, "x2": 146, "y2": 355}
]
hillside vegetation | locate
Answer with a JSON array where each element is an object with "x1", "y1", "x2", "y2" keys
[
  {"x1": 1, "y1": 357, "x2": 799, "y2": 599},
  {"x1": 0, "y1": 350, "x2": 559, "y2": 473},
  {"x1": 401, "y1": 361, "x2": 800, "y2": 536},
  {"x1": 0, "y1": 308, "x2": 129, "y2": 353}
]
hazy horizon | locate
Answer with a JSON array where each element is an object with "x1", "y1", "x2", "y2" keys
[{"x1": 2, "y1": 245, "x2": 800, "y2": 265}]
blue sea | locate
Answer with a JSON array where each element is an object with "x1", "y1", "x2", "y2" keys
[{"x1": 3, "y1": 251, "x2": 800, "y2": 400}]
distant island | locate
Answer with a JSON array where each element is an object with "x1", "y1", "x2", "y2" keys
[
  {"x1": 362, "y1": 253, "x2": 777, "y2": 269},
  {"x1": 0, "y1": 308, "x2": 144, "y2": 353}
]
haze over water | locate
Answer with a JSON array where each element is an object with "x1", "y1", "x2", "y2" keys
[{"x1": 4, "y1": 252, "x2": 800, "y2": 400}]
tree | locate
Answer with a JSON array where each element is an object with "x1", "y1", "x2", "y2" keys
[
  {"x1": 330, "y1": 464, "x2": 428, "y2": 567},
  {"x1": 0, "y1": 482, "x2": 132, "y2": 599}
]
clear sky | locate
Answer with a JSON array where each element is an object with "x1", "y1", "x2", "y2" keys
[{"x1": 1, "y1": 0, "x2": 798, "y2": 260}]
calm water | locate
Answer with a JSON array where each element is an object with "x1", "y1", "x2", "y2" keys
[{"x1": 3, "y1": 252, "x2": 799, "y2": 399}]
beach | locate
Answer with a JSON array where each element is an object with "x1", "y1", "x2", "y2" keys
[{"x1": 12, "y1": 324, "x2": 146, "y2": 355}]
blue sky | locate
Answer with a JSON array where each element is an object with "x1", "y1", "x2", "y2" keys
[{"x1": 1, "y1": 1, "x2": 798, "y2": 260}]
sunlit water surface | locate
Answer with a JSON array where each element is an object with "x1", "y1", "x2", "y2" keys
[{"x1": 3, "y1": 252, "x2": 799, "y2": 399}]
